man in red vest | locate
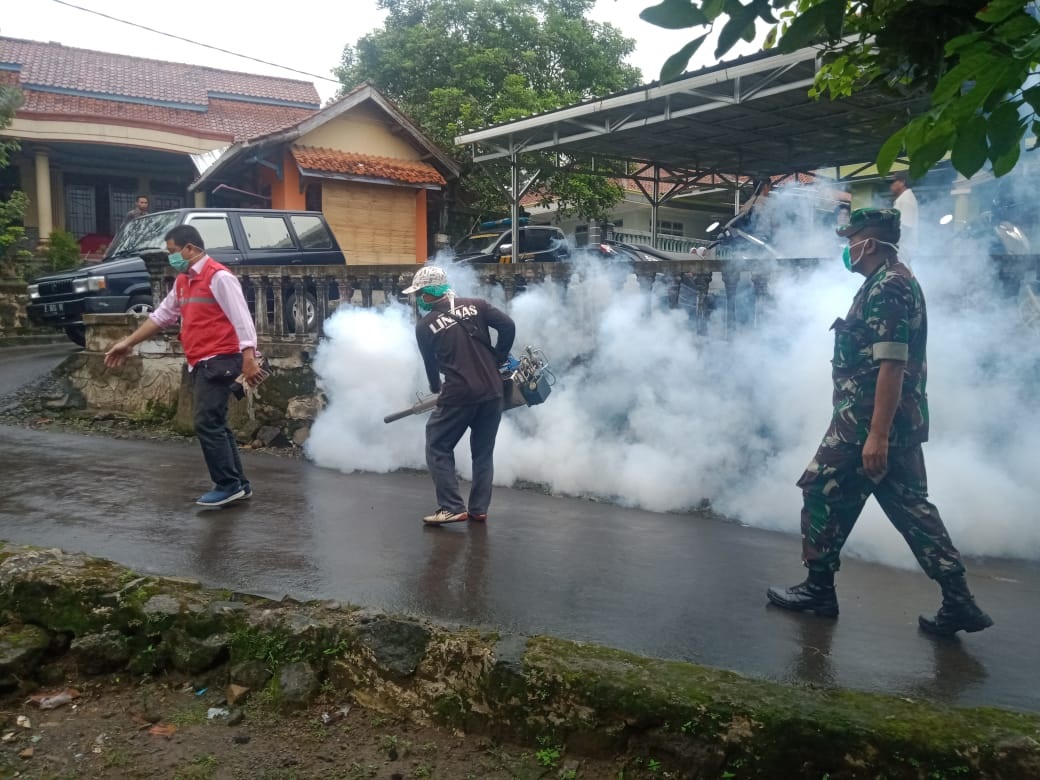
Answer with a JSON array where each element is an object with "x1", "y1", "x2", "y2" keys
[{"x1": 104, "y1": 225, "x2": 263, "y2": 507}]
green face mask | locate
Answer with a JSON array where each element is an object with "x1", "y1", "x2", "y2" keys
[
  {"x1": 168, "y1": 252, "x2": 191, "y2": 273},
  {"x1": 416, "y1": 284, "x2": 451, "y2": 311},
  {"x1": 842, "y1": 239, "x2": 867, "y2": 271}
]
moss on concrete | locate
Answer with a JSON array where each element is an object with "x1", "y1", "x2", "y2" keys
[{"x1": 519, "y1": 636, "x2": 1040, "y2": 777}]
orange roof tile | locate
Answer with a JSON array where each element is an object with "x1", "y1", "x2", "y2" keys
[
  {"x1": 0, "y1": 37, "x2": 318, "y2": 107},
  {"x1": 0, "y1": 36, "x2": 320, "y2": 142},
  {"x1": 291, "y1": 146, "x2": 447, "y2": 186},
  {"x1": 17, "y1": 89, "x2": 314, "y2": 142}
]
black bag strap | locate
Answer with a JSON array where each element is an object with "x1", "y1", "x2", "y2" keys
[{"x1": 441, "y1": 306, "x2": 498, "y2": 357}]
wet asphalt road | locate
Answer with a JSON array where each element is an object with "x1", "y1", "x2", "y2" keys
[
  {"x1": 0, "y1": 344, "x2": 78, "y2": 399},
  {"x1": 0, "y1": 423, "x2": 1037, "y2": 714}
]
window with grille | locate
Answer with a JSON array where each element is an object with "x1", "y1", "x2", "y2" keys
[
  {"x1": 65, "y1": 185, "x2": 97, "y2": 237},
  {"x1": 658, "y1": 220, "x2": 684, "y2": 237}
]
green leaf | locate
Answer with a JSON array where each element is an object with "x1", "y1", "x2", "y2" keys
[
  {"x1": 932, "y1": 55, "x2": 988, "y2": 104},
  {"x1": 987, "y1": 101, "x2": 1025, "y2": 156},
  {"x1": 908, "y1": 121, "x2": 955, "y2": 179},
  {"x1": 640, "y1": 0, "x2": 710, "y2": 29},
  {"x1": 876, "y1": 127, "x2": 906, "y2": 175},
  {"x1": 660, "y1": 34, "x2": 710, "y2": 81},
  {"x1": 1024, "y1": 86, "x2": 1040, "y2": 113},
  {"x1": 945, "y1": 31, "x2": 983, "y2": 56},
  {"x1": 991, "y1": 140, "x2": 1021, "y2": 176},
  {"x1": 753, "y1": 0, "x2": 777, "y2": 24},
  {"x1": 977, "y1": 0, "x2": 1022, "y2": 24},
  {"x1": 778, "y1": 1, "x2": 839, "y2": 53},
  {"x1": 951, "y1": 116, "x2": 989, "y2": 178},
  {"x1": 716, "y1": 1, "x2": 760, "y2": 57},
  {"x1": 702, "y1": 0, "x2": 727, "y2": 20}
]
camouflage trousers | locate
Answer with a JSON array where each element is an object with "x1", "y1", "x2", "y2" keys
[{"x1": 797, "y1": 434, "x2": 965, "y2": 579}]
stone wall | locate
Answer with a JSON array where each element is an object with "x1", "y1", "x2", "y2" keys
[
  {"x1": 0, "y1": 279, "x2": 57, "y2": 342},
  {"x1": 60, "y1": 314, "x2": 324, "y2": 448}
]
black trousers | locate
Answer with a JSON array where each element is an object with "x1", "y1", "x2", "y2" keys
[{"x1": 192, "y1": 353, "x2": 248, "y2": 493}]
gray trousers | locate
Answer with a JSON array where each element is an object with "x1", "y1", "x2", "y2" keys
[{"x1": 425, "y1": 398, "x2": 502, "y2": 515}]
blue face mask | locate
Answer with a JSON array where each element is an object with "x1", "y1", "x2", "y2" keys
[
  {"x1": 416, "y1": 296, "x2": 432, "y2": 312},
  {"x1": 841, "y1": 239, "x2": 868, "y2": 271},
  {"x1": 168, "y1": 252, "x2": 191, "y2": 273}
]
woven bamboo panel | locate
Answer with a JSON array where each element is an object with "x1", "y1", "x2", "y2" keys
[{"x1": 323, "y1": 181, "x2": 417, "y2": 265}]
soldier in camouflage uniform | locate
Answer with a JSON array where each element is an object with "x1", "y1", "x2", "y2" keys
[{"x1": 767, "y1": 208, "x2": 993, "y2": 636}]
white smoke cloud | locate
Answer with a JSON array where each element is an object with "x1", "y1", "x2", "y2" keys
[{"x1": 306, "y1": 182, "x2": 1040, "y2": 568}]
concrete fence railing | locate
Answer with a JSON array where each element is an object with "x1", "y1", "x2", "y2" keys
[{"x1": 137, "y1": 255, "x2": 1040, "y2": 348}]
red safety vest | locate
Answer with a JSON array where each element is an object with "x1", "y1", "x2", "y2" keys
[{"x1": 175, "y1": 258, "x2": 242, "y2": 365}]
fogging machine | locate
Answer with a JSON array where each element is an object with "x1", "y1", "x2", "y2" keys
[{"x1": 384, "y1": 346, "x2": 554, "y2": 423}]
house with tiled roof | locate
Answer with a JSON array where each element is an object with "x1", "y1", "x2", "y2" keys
[
  {"x1": 1, "y1": 38, "x2": 457, "y2": 264},
  {"x1": 0, "y1": 36, "x2": 320, "y2": 248},
  {"x1": 190, "y1": 82, "x2": 460, "y2": 264}
]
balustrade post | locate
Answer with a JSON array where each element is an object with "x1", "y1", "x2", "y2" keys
[
  {"x1": 721, "y1": 267, "x2": 740, "y2": 336},
  {"x1": 751, "y1": 272, "x2": 772, "y2": 328},
  {"x1": 692, "y1": 272, "x2": 712, "y2": 335},
  {"x1": 254, "y1": 275, "x2": 269, "y2": 338},
  {"x1": 315, "y1": 276, "x2": 330, "y2": 336},
  {"x1": 271, "y1": 277, "x2": 286, "y2": 337},
  {"x1": 291, "y1": 276, "x2": 306, "y2": 334},
  {"x1": 500, "y1": 275, "x2": 517, "y2": 301},
  {"x1": 360, "y1": 276, "x2": 373, "y2": 308}
]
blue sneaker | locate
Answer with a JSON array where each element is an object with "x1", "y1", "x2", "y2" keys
[{"x1": 196, "y1": 488, "x2": 246, "y2": 507}]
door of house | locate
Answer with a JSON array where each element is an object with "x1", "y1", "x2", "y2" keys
[{"x1": 65, "y1": 184, "x2": 97, "y2": 238}]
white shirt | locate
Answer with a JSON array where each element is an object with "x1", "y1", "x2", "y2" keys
[
  {"x1": 894, "y1": 188, "x2": 918, "y2": 229},
  {"x1": 894, "y1": 188, "x2": 919, "y2": 256}
]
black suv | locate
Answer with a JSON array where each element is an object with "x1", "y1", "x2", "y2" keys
[
  {"x1": 27, "y1": 208, "x2": 345, "y2": 345},
  {"x1": 450, "y1": 220, "x2": 569, "y2": 263}
]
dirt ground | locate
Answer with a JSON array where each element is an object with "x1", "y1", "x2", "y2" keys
[{"x1": 0, "y1": 673, "x2": 672, "y2": 780}]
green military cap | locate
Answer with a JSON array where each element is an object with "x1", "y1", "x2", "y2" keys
[{"x1": 836, "y1": 207, "x2": 901, "y2": 241}]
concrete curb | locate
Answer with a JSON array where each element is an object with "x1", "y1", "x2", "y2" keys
[{"x1": 0, "y1": 542, "x2": 1036, "y2": 778}]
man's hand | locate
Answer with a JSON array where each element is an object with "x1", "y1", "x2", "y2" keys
[
  {"x1": 104, "y1": 339, "x2": 134, "y2": 368},
  {"x1": 862, "y1": 431, "x2": 889, "y2": 480},
  {"x1": 241, "y1": 351, "x2": 263, "y2": 386}
]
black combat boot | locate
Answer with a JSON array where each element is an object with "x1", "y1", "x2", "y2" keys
[
  {"x1": 766, "y1": 569, "x2": 839, "y2": 617},
  {"x1": 918, "y1": 572, "x2": 994, "y2": 636}
]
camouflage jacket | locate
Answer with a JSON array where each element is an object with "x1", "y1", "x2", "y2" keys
[{"x1": 828, "y1": 260, "x2": 929, "y2": 446}]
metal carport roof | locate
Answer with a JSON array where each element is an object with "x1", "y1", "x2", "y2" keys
[{"x1": 455, "y1": 46, "x2": 928, "y2": 179}]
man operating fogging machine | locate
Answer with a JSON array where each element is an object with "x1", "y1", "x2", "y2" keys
[{"x1": 401, "y1": 266, "x2": 516, "y2": 527}]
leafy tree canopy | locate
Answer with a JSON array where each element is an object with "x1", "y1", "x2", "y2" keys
[
  {"x1": 641, "y1": 0, "x2": 1040, "y2": 180},
  {"x1": 335, "y1": 0, "x2": 641, "y2": 224}
]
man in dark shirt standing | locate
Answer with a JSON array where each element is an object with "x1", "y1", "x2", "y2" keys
[
  {"x1": 402, "y1": 266, "x2": 516, "y2": 526},
  {"x1": 122, "y1": 195, "x2": 149, "y2": 228}
]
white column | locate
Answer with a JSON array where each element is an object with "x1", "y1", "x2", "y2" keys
[
  {"x1": 34, "y1": 148, "x2": 53, "y2": 240},
  {"x1": 194, "y1": 190, "x2": 206, "y2": 208}
]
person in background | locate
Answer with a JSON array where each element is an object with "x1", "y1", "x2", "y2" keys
[
  {"x1": 104, "y1": 225, "x2": 262, "y2": 508},
  {"x1": 889, "y1": 172, "x2": 918, "y2": 258},
  {"x1": 835, "y1": 202, "x2": 852, "y2": 229},
  {"x1": 122, "y1": 195, "x2": 150, "y2": 228},
  {"x1": 766, "y1": 208, "x2": 993, "y2": 637},
  {"x1": 402, "y1": 265, "x2": 515, "y2": 527}
]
